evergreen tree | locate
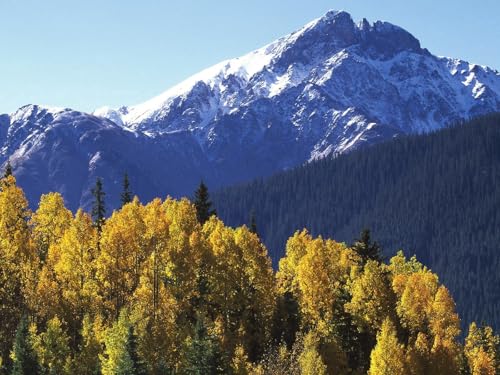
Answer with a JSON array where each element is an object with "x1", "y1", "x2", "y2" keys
[
  {"x1": 91, "y1": 178, "x2": 106, "y2": 234},
  {"x1": 212, "y1": 114, "x2": 500, "y2": 329},
  {"x1": 184, "y1": 316, "x2": 226, "y2": 375},
  {"x1": 31, "y1": 316, "x2": 71, "y2": 375},
  {"x1": 72, "y1": 315, "x2": 102, "y2": 375},
  {"x1": 249, "y1": 210, "x2": 258, "y2": 236},
  {"x1": 193, "y1": 181, "x2": 216, "y2": 224},
  {"x1": 10, "y1": 316, "x2": 40, "y2": 375},
  {"x1": 352, "y1": 229, "x2": 382, "y2": 264},
  {"x1": 121, "y1": 173, "x2": 133, "y2": 207},
  {"x1": 126, "y1": 326, "x2": 147, "y2": 375},
  {"x1": 99, "y1": 310, "x2": 135, "y2": 375},
  {"x1": 271, "y1": 291, "x2": 301, "y2": 349},
  {"x1": 3, "y1": 161, "x2": 12, "y2": 178}
]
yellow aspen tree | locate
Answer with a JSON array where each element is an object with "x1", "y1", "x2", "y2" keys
[
  {"x1": 203, "y1": 216, "x2": 245, "y2": 353},
  {"x1": 406, "y1": 332, "x2": 431, "y2": 375},
  {"x1": 31, "y1": 193, "x2": 73, "y2": 320},
  {"x1": 389, "y1": 251, "x2": 425, "y2": 305},
  {"x1": 201, "y1": 216, "x2": 276, "y2": 361},
  {"x1": 298, "y1": 332, "x2": 327, "y2": 375},
  {"x1": 52, "y1": 209, "x2": 100, "y2": 337},
  {"x1": 389, "y1": 252, "x2": 462, "y2": 375},
  {"x1": 429, "y1": 286, "x2": 460, "y2": 341},
  {"x1": 0, "y1": 175, "x2": 33, "y2": 360},
  {"x1": 34, "y1": 264, "x2": 64, "y2": 321},
  {"x1": 100, "y1": 310, "x2": 133, "y2": 375},
  {"x1": 231, "y1": 345, "x2": 253, "y2": 375},
  {"x1": 31, "y1": 316, "x2": 72, "y2": 374},
  {"x1": 234, "y1": 226, "x2": 274, "y2": 305},
  {"x1": 0, "y1": 176, "x2": 32, "y2": 261},
  {"x1": 139, "y1": 199, "x2": 170, "y2": 319},
  {"x1": 394, "y1": 270, "x2": 439, "y2": 335},
  {"x1": 131, "y1": 198, "x2": 179, "y2": 371},
  {"x1": 368, "y1": 318, "x2": 407, "y2": 375},
  {"x1": 160, "y1": 197, "x2": 204, "y2": 369},
  {"x1": 132, "y1": 197, "x2": 203, "y2": 371},
  {"x1": 292, "y1": 237, "x2": 358, "y2": 374},
  {"x1": 388, "y1": 251, "x2": 424, "y2": 277},
  {"x1": 96, "y1": 197, "x2": 146, "y2": 318},
  {"x1": 133, "y1": 272, "x2": 178, "y2": 371},
  {"x1": 465, "y1": 322, "x2": 500, "y2": 375},
  {"x1": 71, "y1": 314, "x2": 104, "y2": 375},
  {"x1": 276, "y1": 229, "x2": 312, "y2": 295},
  {"x1": 274, "y1": 230, "x2": 312, "y2": 349},
  {"x1": 295, "y1": 238, "x2": 358, "y2": 333},
  {"x1": 296, "y1": 238, "x2": 335, "y2": 331},
  {"x1": 162, "y1": 197, "x2": 201, "y2": 313},
  {"x1": 470, "y1": 347, "x2": 495, "y2": 375},
  {"x1": 345, "y1": 260, "x2": 396, "y2": 334},
  {"x1": 233, "y1": 226, "x2": 276, "y2": 360},
  {"x1": 30, "y1": 192, "x2": 73, "y2": 262},
  {"x1": 427, "y1": 286, "x2": 461, "y2": 374}
]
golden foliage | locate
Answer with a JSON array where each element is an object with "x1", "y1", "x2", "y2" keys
[
  {"x1": 345, "y1": 260, "x2": 395, "y2": 333},
  {"x1": 368, "y1": 318, "x2": 407, "y2": 375},
  {"x1": 0, "y1": 180, "x2": 494, "y2": 375}
]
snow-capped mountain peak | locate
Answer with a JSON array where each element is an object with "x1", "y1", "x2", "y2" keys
[
  {"x1": 2, "y1": 10, "x2": 500, "y2": 211},
  {"x1": 94, "y1": 10, "x2": 368, "y2": 132},
  {"x1": 10, "y1": 104, "x2": 65, "y2": 124}
]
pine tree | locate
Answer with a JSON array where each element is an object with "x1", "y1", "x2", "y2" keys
[
  {"x1": 91, "y1": 178, "x2": 106, "y2": 234},
  {"x1": 121, "y1": 173, "x2": 133, "y2": 207},
  {"x1": 352, "y1": 229, "x2": 382, "y2": 264},
  {"x1": 126, "y1": 326, "x2": 147, "y2": 375},
  {"x1": 72, "y1": 315, "x2": 101, "y2": 375},
  {"x1": 10, "y1": 316, "x2": 40, "y2": 375},
  {"x1": 31, "y1": 316, "x2": 71, "y2": 375},
  {"x1": 184, "y1": 316, "x2": 226, "y2": 375},
  {"x1": 193, "y1": 181, "x2": 216, "y2": 224},
  {"x1": 3, "y1": 161, "x2": 13, "y2": 178},
  {"x1": 249, "y1": 210, "x2": 258, "y2": 236},
  {"x1": 271, "y1": 291, "x2": 301, "y2": 349},
  {"x1": 101, "y1": 311, "x2": 139, "y2": 375}
]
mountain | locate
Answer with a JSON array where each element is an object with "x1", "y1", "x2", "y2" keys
[
  {"x1": 213, "y1": 113, "x2": 500, "y2": 330},
  {"x1": 1, "y1": 10, "x2": 500, "y2": 210},
  {"x1": 1, "y1": 105, "x2": 211, "y2": 211}
]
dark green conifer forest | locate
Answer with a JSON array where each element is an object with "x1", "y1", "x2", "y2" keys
[{"x1": 214, "y1": 113, "x2": 500, "y2": 330}]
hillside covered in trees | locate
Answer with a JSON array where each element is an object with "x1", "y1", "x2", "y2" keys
[
  {"x1": 213, "y1": 113, "x2": 500, "y2": 331},
  {"x1": 0, "y1": 174, "x2": 499, "y2": 374}
]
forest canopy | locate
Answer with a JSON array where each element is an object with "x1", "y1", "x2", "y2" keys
[
  {"x1": 214, "y1": 113, "x2": 500, "y2": 332},
  {"x1": 0, "y1": 175, "x2": 498, "y2": 374}
]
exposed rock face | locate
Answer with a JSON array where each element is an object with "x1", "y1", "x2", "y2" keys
[{"x1": 2, "y1": 11, "x2": 499, "y2": 210}]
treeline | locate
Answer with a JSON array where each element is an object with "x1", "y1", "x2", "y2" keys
[
  {"x1": 0, "y1": 174, "x2": 499, "y2": 374},
  {"x1": 213, "y1": 113, "x2": 500, "y2": 331}
]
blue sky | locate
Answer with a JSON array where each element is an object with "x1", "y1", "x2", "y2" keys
[{"x1": 1, "y1": 0, "x2": 498, "y2": 114}]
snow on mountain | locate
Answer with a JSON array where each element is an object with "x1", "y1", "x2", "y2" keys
[
  {"x1": 2, "y1": 10, "x2": 500, "y2": 211},
  {"x1": 95, "y1": 10, "x2": 499, "y2": 142}
]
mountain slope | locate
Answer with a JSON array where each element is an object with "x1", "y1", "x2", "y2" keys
[
  {"x1": 2, "y1": 105, "x2": 210, "y2": 210},
  {"x1": 1, "y1": 10, "x2": 500, "y2": 210},
  {"x1": 213, "y1": 113, "x2": 500, "y2": 330}
]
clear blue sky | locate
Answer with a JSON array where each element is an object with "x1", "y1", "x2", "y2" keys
[{"x1": 1, "y1": 0, "x2": 498, "y2": 114}]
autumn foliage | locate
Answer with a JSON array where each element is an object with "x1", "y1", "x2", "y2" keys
[{"x1": 0, "y1": 176, "x2": 497, "y2": 374}]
